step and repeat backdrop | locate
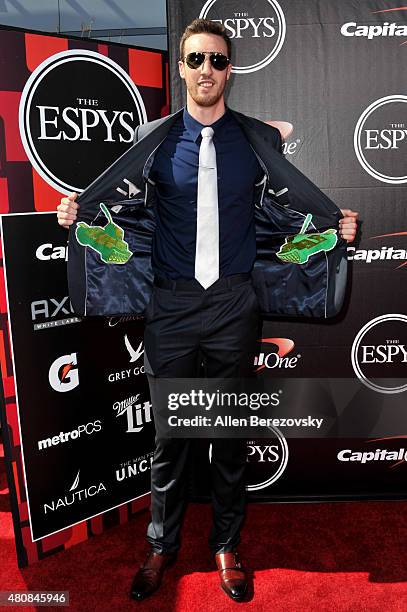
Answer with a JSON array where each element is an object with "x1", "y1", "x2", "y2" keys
[
  {"x1": 0, "y1": 25, "x2": 168, "y2": 567},
  {"x1": 167, "y1": 1, "x2": 407, "y2": 501}
]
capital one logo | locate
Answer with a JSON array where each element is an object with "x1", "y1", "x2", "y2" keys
[
  {"x1": 351, "y1": 314, "x2": 407, "y2": 394},
  {"x1": 48, "y1": 352, "x2": 79, "y2": 392},
  {"x1": 354, "y1": 95, "x2": 407, "y2": 184},
  {"x1": 341, "y1": 6, "x2": 407, "y2": 43},
  {"x1": 199, "y1": 0, "x2": 286, "y2": 74},
  {"x1": 348, "y1": 230, "x2": 407, "y2": 269},
  {"x1": 254, "y1": 338, "x2": 301, "y2": 372},
  {"x1": 19, "y1": 50, "x2": 147, "y2": 194}
]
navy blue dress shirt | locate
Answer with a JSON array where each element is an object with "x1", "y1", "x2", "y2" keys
[{"x1": 150, "y1": 108, "x2": 263, "y2": 280}]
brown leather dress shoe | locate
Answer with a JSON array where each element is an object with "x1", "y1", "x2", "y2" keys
[
  {"x1": 130, "y1": 550, "x2": 176, "y2": 601},
  {"x1": 215, "y1": 551, "x2": 248, "y2": 601}
]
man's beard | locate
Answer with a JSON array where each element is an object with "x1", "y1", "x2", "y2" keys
[{"x1": 187, "y1": 81, "x2": 225, "y2": 107}]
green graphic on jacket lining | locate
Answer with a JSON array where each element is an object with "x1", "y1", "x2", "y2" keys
[
  {"x1": 75, "y1": 203, "x2": 133, "y2": 264},
  {"x1": 276, "y1": 213, "x2": 338, "y2": 264}
]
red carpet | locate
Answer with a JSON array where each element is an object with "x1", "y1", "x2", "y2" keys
[{"x1": 2, "y1": 449, "x2": 407, "y2": 610}]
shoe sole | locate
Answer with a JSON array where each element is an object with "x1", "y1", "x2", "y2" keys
[{"x1": 220, "y1": 582, "x2": 248, "y2": 602}]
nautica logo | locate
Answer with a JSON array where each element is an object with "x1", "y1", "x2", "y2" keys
[{"x1": 43, "y1": 470, "x2": 107, "y2": 514}]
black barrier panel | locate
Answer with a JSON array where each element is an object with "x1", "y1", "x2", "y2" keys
[{"x1": 1, "y1": 213, "x2": 155, "y2": 541}]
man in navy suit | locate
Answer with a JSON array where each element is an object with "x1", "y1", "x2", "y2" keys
[{"x1": 58, "y1": 18, "x2": 358, "y2": 602}]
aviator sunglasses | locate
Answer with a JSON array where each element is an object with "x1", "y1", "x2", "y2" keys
[{"x1": 183, "y1": 51, "x2": 230, "y2": 71}]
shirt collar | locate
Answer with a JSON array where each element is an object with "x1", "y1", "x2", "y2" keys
[{"x1": 183, "y1": 106, "x2": 231, "y2": 143}]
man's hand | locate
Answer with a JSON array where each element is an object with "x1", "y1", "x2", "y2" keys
[
  {"x1": 339, "y1": 208, "x2": 358, "y2": 243},
  {"x1": 57, "y1": 192, "x2": 79, "y2": 228}
]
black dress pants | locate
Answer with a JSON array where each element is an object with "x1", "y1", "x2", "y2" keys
[{"x1": 143, "y1": 274, "x2": 260, "y2": 554}]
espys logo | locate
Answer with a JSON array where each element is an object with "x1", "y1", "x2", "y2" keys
[
  {"x1": 43, "y1": 469, "x2": 106, "y2": 514},
  {"x1": 19, "y1": 50, "x2": 147, "y2": 194},
  {"x1": 354, "y1": 95, "x2": 407, "y2": 184},
  {"x1": 48, "y1": 353, "x2": 79, "y2": 392},
  {"x1": 246, "y1": 429, "x2": 288, "y2": 491},
  {"x1": 351, "y1": 314, "x2": 407, "y2": 394},
  {"x1": 348, "y1": 230, "x2": 407, "y2": 269},
  {"x1": 341, "y1": 7, "x2": 407, "y2": 43},
  {"x1": 209, "y1": 427, "x2": 288, "y2": 491},
  {"x1": 254, "y1": 338, "x2": 301, "y2": 372},
  {"x1": 199, "y1": 0, "x2": 286, "y2": 74}
]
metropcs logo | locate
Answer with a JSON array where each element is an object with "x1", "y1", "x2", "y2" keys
[
  {"x1": 48, "y1": 353, "x2": 79, "y2": 392},
  {"x1": 351, "y1": 314, "x2": 407, "y2": 394},
  {"x1": 354, "y1": 95, "x2": 407, "y2": 184},
  {"x1": 19, "y1": 50, "x2": 147, "y2": 194},
  {"x1": 341, "y1": 6, "x2": 407, "y2": 43},
  {"x1": 37, "y1": 420, "x2": 102, "y2": 451},
  {"x1": 199, "y1": 0, "x2": 286, "y2": 74},
  {"x1": 254, "y1": 338, "x2": 301, "y2": 372}
]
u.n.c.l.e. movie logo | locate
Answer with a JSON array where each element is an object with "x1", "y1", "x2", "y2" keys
[
  {"x1": 354, "y1": 95, "x2": 407, "y2": 184},
  {"x1": 199, "y1": 0, "x2": 286, "y2": 74},
  {"x1": 351, "y1": 314, "x2": 407, "y2": 394},
  {"x1": 19, "y1": 50, "x2": 147, "y2": 194}
]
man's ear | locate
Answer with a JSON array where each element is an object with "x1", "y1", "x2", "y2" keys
[
  {"x1": 178, "y1": 60, "x2": 186, "y2": 80},
  {"x1": 226, "y1": 63, "x2": 232, "y2": 81}
]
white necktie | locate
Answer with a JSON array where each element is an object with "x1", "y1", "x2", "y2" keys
[{"x1": 195, "y1": 126, "x2": 219, "y2": 289}]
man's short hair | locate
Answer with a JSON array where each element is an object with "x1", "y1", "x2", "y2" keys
[{"x1": 179, "y1": 18, "x2": 232, "y2": 60}]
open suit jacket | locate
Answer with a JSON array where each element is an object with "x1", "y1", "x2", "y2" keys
[{"x1": 68, "y1": 108, "x2": 348, "y2": 319}]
